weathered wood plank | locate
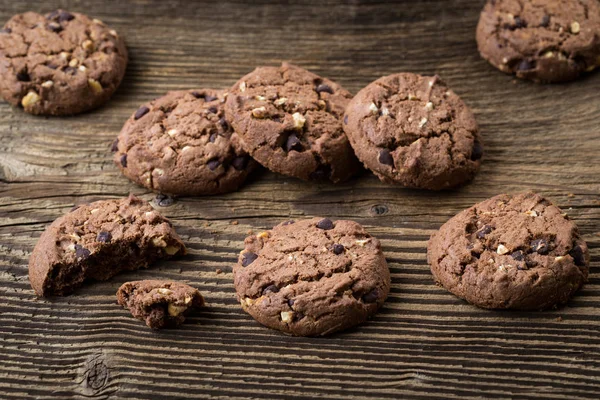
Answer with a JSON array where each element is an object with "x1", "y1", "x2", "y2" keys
[{"x1": 1, "y1": 0, "x2": 599, "y2": 399}]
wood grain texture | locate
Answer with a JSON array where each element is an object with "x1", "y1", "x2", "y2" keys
[{"x1": 1, "y1": 0, "x2": 599, "y2": 399}]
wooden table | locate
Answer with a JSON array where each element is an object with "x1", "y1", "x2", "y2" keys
[{"x1": 1, "y1": 0, "x2": 599, "y2": 398}]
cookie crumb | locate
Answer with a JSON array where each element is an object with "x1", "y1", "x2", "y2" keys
[
  {"x1": 230, "y1": 220, "x2": 239, "y2": 225},
  {"x1": 215, "y1": 268, "x2": 222, "y2": 274},
  {"x1": 556, "y1": 316, "x2": 563, "y2": 322}
]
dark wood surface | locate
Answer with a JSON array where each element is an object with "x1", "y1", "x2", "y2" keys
[{"x1": 1, "y1": 0, "x2": 599, "y2": 399}]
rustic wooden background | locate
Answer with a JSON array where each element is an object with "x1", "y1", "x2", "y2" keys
[{"x1": 1, "y1": 0, "x2": 599, "y2": 398}]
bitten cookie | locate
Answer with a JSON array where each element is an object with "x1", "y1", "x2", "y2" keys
[
  {"x1": 114, "y1": 89, "x2": 257, "y2": 196},
  {"x1": 117, "y1": 280, "x2": 204, "y2": 329},
  {"x1": 476, "y1": 0, "x2": 600, "y2": 83},
  {"x1": 0, "y1": 10, "x2": 128, "y2": 115},
  {"x1": 344, "y1": 73, "x2": 482, "y2": 190},
  {"x1": 427, "y1": 192, "x2": 589, "y2": 310},
  {"x1": 225, "y1": 63, "x2": 360, "y2": 183},
  {"x1": 233, "y1": 218, "x2": 390, "y2": 336},
  {"x1": 29, "y1": 195, "x2": 185, "y2": 296}
]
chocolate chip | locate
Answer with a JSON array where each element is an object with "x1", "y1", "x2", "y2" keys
[
  {"x1": 513, "y1": 16, "x2": 527, "y2": 29},
  {"x1": 517, "y1": 59, "x2": 535, "y2": 71},
  {"x1": 471, "y1": 141, "x2": 483, "y2": 161},
  {"x1": 16, "y1": 71, "x2": 30, "y2": 82},
  {"x1": 120, "y1": 154, "x2": 127, "y2": 167},
  {"x1": 378, "y1": 149, "x2": 394, "y2": 167},
  {"x1": 209, "y1": 133, "x2": 218, "y2": 143},
  {"x1": 218, "y1": 118, "x2": 229, "y2": 130},
  {"x1": 207, "y1": 106, "x2": 218, "y2": 114},
  {"x1": 332, "y1": 244, "x2": 345, "y2": 255},
  {"x1": 287, "y1": 299, "x2": 295, "y2": 307},
  {"x1": 569, "y1": 245, "x2": 586, "y2": 267},
  {"x1": 0, "y1": 28, "x2": 11, "y2": 34},
  {"x1": 362, "y1": 289, "x2": 379, "y2": 303},
  {"x1": 64, "y1": 66, "x2": 78, "y2": 75},
  {"x1": 74, "y1": 244, "x2": 91, "y2": 260},
  {"x1": 134, "y1": 106, "x2": 150, "y2": 120},
  {"x1": 285, "y1": 134, "x2": 303, "y2": 152},
  {"x1": 476, "y1": 225, "x2": 493, "y2": 239},
  {"x1": 262, "y1": 285, "x2": 279, "y2": 294},
  {"x1": 204, "y1": 95, "x2": 218, "y2": 102},
  {"x1": 310, "y1": 165, "x2": 331, "y2": 181},
  {"x1": 316, "y1": 218, "x2": 334, "y2": 230},
  {"x1": 110, "y1": 138, "x2": 119, "y2": 152},
  {"x1": 282, "y1": 220, "x2": 295, "y2": 226},
  {"x1": 47, "y1": 22, "x2": 62, "y2": 33},
  {"x1": 511, "y1": 250, "x2": 525, "y2": 261},
  {"x1": 530, "y1": 238, "x2": 550, "y2": 255},
  {"x1": 155, "y1": 193, "x2": 174, "y2": 207},
  {"x1": 540, "y1": 15, "x2": 550, "y2": 27},
  {"x1": 315, "y1": 84, "x2": 334, "y2": 94},
  {"x1": 58, "y1": 11, "x2": 75, "y2": 22},
  {"x1": 344, "y1": 115, "x2": 348, "y2": 125},
  {"x1": 97, "y1": 231, "x2": 112, "y2": 243},
  {"x1": 207, "y1": 159, "x2": 220, "y2": 171},
  {"x1": 191, "y1": 91, "x2": 203, "y2": 99},
  {"x1": 241, "y1": 252, "x2": 258, "y2": 267},
  {"x1": 232, "y1": 156, "x2": 248, "y2": 171}
]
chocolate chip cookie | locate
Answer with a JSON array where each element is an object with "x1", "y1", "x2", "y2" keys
[
  {"x1": 344, "y1": 73, "x2": 482, "y2": 190},
  {"x1": 29, "y1": 195, "x2": 185, "y2": 297},
  {"x1": 233, "y1": 218, "x2": 390, "y2": 336},
  {"x1": 114, "y1": 89, "x2": 256, "y2": 196},
  {"x1": 476, "y1": 0, "x2": 600, "y2": 83},
  {"x1": 427, "y1": 192, "x2": 590, "y2": 310},
  {"x1": 117, "y1": 280, "x2": 204, "y2": 329},
  {"x1": 0, "y1": 10, "x2": 127, "y2": 115},
  {"x1": 224, "y1": 63, "x2": 360, "y2": 183}
]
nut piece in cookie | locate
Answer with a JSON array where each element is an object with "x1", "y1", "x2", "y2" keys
[
  {"x1": 117, "y1": 280, "x2": 204, "y2": 329},
  {"x1": 28, "y1": 195, "x2": 186, "y2": 296},
  {"x1": 344, "y1": 73, "x2": 482, "y2": 190},
  {"x1": 233, "y1": 217, "x2": 391, "y2": 336},
  {"x1": 476, "y1": 0, "x2": 600, "y2": 83},
  {"x1": 0, "y1": 10, "x2": 128, "y2": 115},
  {"x1": 427, "y1": 192, "x2": 590, "y2": 310},
  {"x1": 224, "y1": 63, "x2": 361, "y2": 183},
  {"x1": 114, "y1": 89, "x2": 257, "y2": 196}
]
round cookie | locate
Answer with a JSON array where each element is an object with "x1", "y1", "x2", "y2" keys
[
  {"x1": 224, "y1": 63, "x2": 361, "y2": 183},
  {"x1": 114, "y1": 89, "x2": 257, "y2": 196},
  {"x1": 233, "y1": 218, "x2": 390, "y2": 336},
  {"x1": 343, "y1": 73, "x2": 482, "y2": 191},
  {"x1": 0, "y1": 10, "x2": 127, "y2": 115},
  {"x1": 427, "y1": 192, "x2": 590, "y2": 310},
  {"x1": 476, "y1": 0, "x2": 600, "y2": 83}
]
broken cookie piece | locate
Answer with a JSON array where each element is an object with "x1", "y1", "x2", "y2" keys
[
  {"x1": 117, "y1": 280, "x2": 204, "y2": 329},
  {"x1": 28, "y1": 195, "x2": 186, "y2": 296}
]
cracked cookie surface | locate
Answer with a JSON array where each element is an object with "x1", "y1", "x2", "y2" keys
[
  {"x1": 427, "y1": 192, "x2": 589, "y2": 310},
  {"x1": 0, "y1": 10, "x2": 127, "y2": 115},
  {"x1": 117, "y1": 280, "x2": 204, "y2": 329},
  {"x1": 224, "y1": 63, "x2": 360, "y2": 183},
  {"x1": 343, "y1": 73, "x2": 482, "y2": 191},
  {"x1": 114, "y1": 89, "x2": 257, "y2": 196},
  {"x1": 233, "y1": 218, "x2": 390, "y2": 336},
  {"x1": 476, "y1": 0, "x2": 600, "y2": 82},
  {"x1": 29, "y1": 195, "x2": 186, "y2": 297}
]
